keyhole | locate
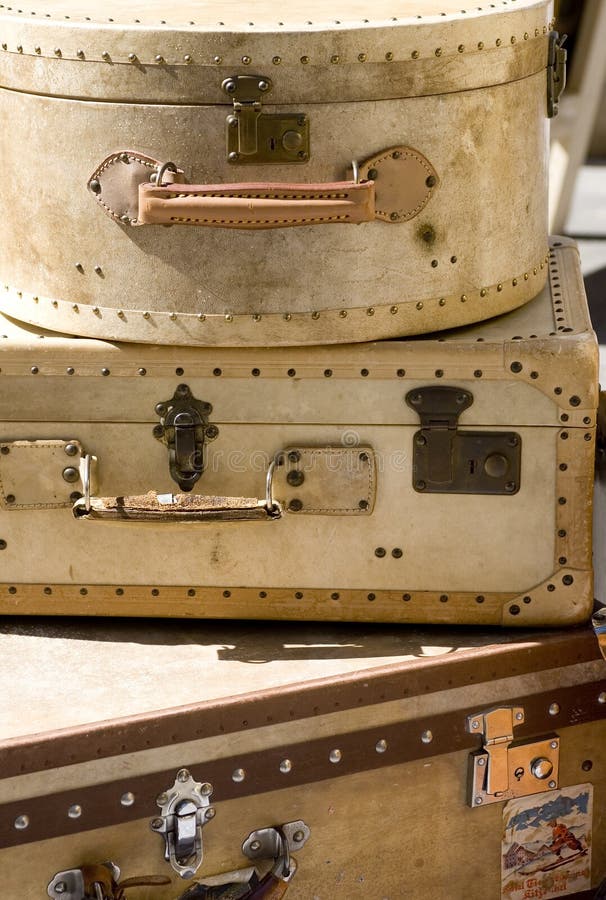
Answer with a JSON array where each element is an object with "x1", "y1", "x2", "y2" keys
[
  {"x1": 468, "y1": 459, "x2": 477, "y2": 475},
  {"x1": 269, "y1": 136, "x2": 277, "y2": 151},
  {"x1": 514, "y1": 766, "x2": 525, "y2": 781}
]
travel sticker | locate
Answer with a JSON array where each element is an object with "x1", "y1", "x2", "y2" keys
[{"x1": 502, "y1": 783, "x2": 592, "y2": 899}]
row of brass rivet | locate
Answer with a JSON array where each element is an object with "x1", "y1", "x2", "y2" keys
[{"x1": 0, "y1": 26, "x2": 552, "y2": 65}]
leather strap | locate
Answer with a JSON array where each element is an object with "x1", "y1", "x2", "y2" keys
[{"x1": 138, "y1": 182, "x2": 375, "y2": 229}]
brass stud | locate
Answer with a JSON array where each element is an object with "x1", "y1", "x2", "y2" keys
[
  {"x1": 51, "y1": 300, "x2": 58, "y2": 308},
  {"x1": 92, "y1": 306, "x2": 100, "y2": 315},
  {"x1": 435, "y1": 47, "x2": 442, "y2": 56},
  {"x1": 241, "y1": 55, "x2": 251, "y2": 64},
  {"x1": 1, "y1": 44, "x2": 6, "y2": 52},
  {"x1": 283, "y1": 313, "x2": 292, "y2": 321},
  {"x1": 385, "y1": 51, "x2": 394, "y2": 61},
  {"x1": 358, "y1": 52, "x2": 367, "y2": 62},
  {"x1": 496, "y1": 38, "x2": 502, "y2": 46},
  {"x1": 169, "y1": 312, "x2": 177, "y2": 321},
  {"x1": 366, "y1": 307, "x2": 375, "y2": 316},
  {"x1": 155, "y1": 54, "x2": 165, "y2": 64},
  {"x1": 411, "y1": 50, "x2": 419, "y2": 59},
  {"x1": 533, "y1": 267, "x2": 537, "y2": 275},
  {"x1": 458, "y1": 44, "x2": 465, "y2": 53},
  {"x1": 535, "y1": 28, "x2": 540, "y2": 37},
  {"x1": 510, "y1": 35, "x2": 516, "y2": 44},
  {"x1": 524, "y1": 272, "x2": 529, "y2": 280},
  {"x1": 213, "y1": 55, "x2": 222, "y2": 64},
  {"x1": 183, "y1": 54, "x2": 192, "y2": 63},
  {"x1": 339, "y1": 309, "x2": 347, "y2": 318},
  {"x1": 76, "y1": 49, "x2": 85, "y2": 59},
  {"x1": 272, "y1": 55, "x2": 281, "y2": 65},
  {"x1": 311, "y1": 311, "x2": 320, "y2": 320},
  {"x1": 497, "y1": 283, "x2": 503, "y2": 292},
  {"x1": 72, "y1": 304, "x2": 79, "y2": 312},
  {"x1": 101, "y1": 51, "x2": 110, "y2": 61},
  {"x1": 117, "y1": 310, "x2": 125, "y2": 319},
  {"x1": 480, "y1": 288, "x2": 487, "y2": 297},
  {"x1": 439, "y1": 298, "x2": 446, "y2": 307},
  {"x1": 128, "y1": 52, "x2": 138, "y2": 62},
  {"x1": 524, "y1": 32, "x2": 529, "y2": 40},
  {"x1": 252, "y1": 313, "x2": 261, "y2": 322},
  {"x1": 300, "y1": 55, "x2": 310, "y2": 64},
  {"x1": 390, "y1": 305, "x2": 398, "y2": 315},
  {"x1": 330, "y1": 54, "x2": 340, "y2": 64},
  {"x1": 416, "y1": 301, "x2": 423, "y2": 310},
  {"x1": 54, "y1": 47, "x2": 62, "y2": 56},
  {"x1": 225, "y1": 314, "x2": 233, "y2": 322},
  {"x1": 512, "y1": 278, "x2": 518, "y2": 287},
  {"x1": 477, "y1": 41, "x2": 484, "y2": 50},
  {"x1": 197, "y1": 313, "x2": 206, "y2": 321},
  {"x1": 460, "y1": 294, "x2": 468, "y2": 303},
  {"x1": 142, "y1": 311, "x2": 150, "y2": 319},
  {"x1": 34, "y1": 45, "x2": 41, "y2": 54}
]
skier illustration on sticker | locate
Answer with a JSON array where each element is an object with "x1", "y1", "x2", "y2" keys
[{"x1": 502, "y1": 783, "x2": 592, "y2": 899}]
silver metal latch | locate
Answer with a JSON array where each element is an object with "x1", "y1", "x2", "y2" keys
[
  {"x1": 467, "y1": 707, "x2": 560, "y2": 808},
  {"x1": 547, "y1": 31, "x2": 567, "y2": 118},
  {"x1": 47, "y1": 863, "x2": 120, "y2": 900},
  {"x1": 153, "y1": 385, "x2": 218, "y2": 492},
  {"x1": 151, "y1": 769, "x2": 216, "y2": 879},
  {"x1": 222, "y1": 74, "x2": 310, "y2": 164}
]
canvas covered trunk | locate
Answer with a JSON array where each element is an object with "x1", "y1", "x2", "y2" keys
[
  {"x1": 0, "y1": 237, "x2": 597, "y2": 625},
  {"x1": 0, "y1": 0, "x2": 562, "y2": 345},
  {"x1": 0, "y1": 620, "x2": 605, "y2": 898}
]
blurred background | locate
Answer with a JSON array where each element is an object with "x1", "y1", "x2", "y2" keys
[{"x1": 552, "y1": 1, "x2": 606, "y2": 345}]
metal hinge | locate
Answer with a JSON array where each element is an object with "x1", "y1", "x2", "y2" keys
[
  {"x1": 467, "y1": 707, "x2": 560, "y2": 808},
  {"x1": 547, "y1": 31, "x2": 567, "y2": 118},
  {"x1": 151, "y1": 769, "x2": 216, "y2": 879},
  {"x1": 153, "y1": 385, "x2": 218, "y2": 492},
  {"x1": 222, "y1": 74, "x2": 310, "y2": 164},
  {"x1": 406, "y1": 386, "x2": 521, "y2": 494},
  {"x1": 47, "y1": 863, "x2": 120, "y2": 900}
]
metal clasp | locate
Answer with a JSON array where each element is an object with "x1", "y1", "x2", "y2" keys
[
  {"x1": 406, "y1": 386, "x2": 521, "y2": 494},
  {"x1": 153, "y1": 385, "x2": 218, "y2": 492},
  {"x1": 467, "y1": 707, "x2": 560, "y2": 808},
  {"x1": 222, "y1": 74, "x2": 310, "y2": 165},
  {"x1": 547, "y1": 31, "x2": 567, "y2": 118},
  {"x1": 151, "y1": 769, "x2": 216, "y2": 879},
  {"x1": 47, "y1": 863, "x2": 120, "y2": 900}
]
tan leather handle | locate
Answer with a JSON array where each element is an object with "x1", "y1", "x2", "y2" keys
[
  {"x1": 88, "y1": 147, "x2": 439, "y2": 229},
  {"x1": 73, "y1": 492, "x2": 281, "y2": 522},
  {"x1": 138, "y1": 181, "x2": 374, "y2": 229}
]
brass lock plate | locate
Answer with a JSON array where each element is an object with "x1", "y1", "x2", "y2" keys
[
  {"x1": 226, "y1": 113, "x2": 310, "y2": 165},
  {"x1": 468, "y1": 736, "x2": 560, "y2": 808},
  {"x1": 223, "y1": 74, "x2": 310, "y2": 165}
]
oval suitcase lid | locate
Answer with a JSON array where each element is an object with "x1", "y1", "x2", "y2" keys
[{"x1": 0, "y1": 0, "x2": 554, "y2": 102}]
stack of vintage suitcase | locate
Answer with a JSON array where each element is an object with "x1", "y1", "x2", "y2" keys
[{"x1": 1, "y1": 1, "x2": 606, "y2": 897}]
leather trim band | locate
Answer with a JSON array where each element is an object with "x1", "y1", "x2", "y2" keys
[
  {"x1": 1, "y1": 678, "x2": 605, "y2": 850},
  {"x1": 0, "y1": 629, "x2": 600, "y2": 780}
]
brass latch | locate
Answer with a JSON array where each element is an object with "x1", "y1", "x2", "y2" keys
[
  {"x1": 547, "y1": 31, "x2": 567, "y2": 118},
  {"x1": 222, "y1": 74, "x2": 310, "y2": 164},
  {"x1": 406, "y1": 386, "x2": 521, "y2": 494},
  {"x1": 467, "y1": 707, "x2": 560, "y2": 808}
]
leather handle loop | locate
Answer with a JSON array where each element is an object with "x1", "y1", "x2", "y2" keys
[{"x1": 138, "y1": 181, "x2": 375, "y2": 229}]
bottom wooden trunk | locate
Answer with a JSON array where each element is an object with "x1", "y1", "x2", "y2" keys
[{"x1": 1, "y1": 620, "x2": 605, "y2": 899}]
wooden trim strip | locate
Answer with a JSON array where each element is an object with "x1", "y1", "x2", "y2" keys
[
  {"x1": 0, "y1": 628, "x2": 599, "y2": 780},
  {"x1": 2, "y1": 679, "x2": 606, "y2": 850}
]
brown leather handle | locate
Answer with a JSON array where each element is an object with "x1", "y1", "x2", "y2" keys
[
  {"x1": 88, "y1": 147, "x2": 438, "y2": 229},
  {"x1": 138, "y1": 181, "x2": 375, "y2": 229},
  {"x1": 244, "y1": 870, "x2": 291, "y2": 899}
]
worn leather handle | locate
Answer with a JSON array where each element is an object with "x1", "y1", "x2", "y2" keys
[
  {"x1": 73, "y1": 492, "x2": 281, "y2": 522},
  {"x1": 138, "y1": 181, "x2": 375, "y2": 229}
]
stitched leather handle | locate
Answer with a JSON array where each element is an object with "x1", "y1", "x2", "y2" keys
[
  {"x1": 138, "y1": 181, "x2": 375, "y2": 229},
  {"x1": 88, "y1": 147, "x2": 439, "y2": 229}
]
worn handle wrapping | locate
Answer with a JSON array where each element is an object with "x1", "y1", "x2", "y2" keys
[
  {"x1": 138, "y1": 181, "x2": 375, "y2": 229},
  {"x1": 73, "y1": 491, "x2": 280, "y2": 522}
]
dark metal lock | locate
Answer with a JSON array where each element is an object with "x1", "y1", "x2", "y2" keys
[{"x1": 153, "y1": 385, "x2": 218, "y2": 491}]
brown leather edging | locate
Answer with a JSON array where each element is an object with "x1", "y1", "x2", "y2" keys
[
  {"x1": 0, "y1": 629, "x2": 599, "y2": 780},
  {"x1": 2, "y1": 679, "x2": 605, "y2": 851}
]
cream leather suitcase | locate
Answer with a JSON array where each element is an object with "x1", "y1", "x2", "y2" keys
[
  {"x1": 0, "y1": 0, "x2": 564, "y2": 345},
  {"x1": 1, "y1": 620, "x2": 606, "y2": 898},
  {"x1": 0, "y1": 238, "x2": 597, "y2": 625}
]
